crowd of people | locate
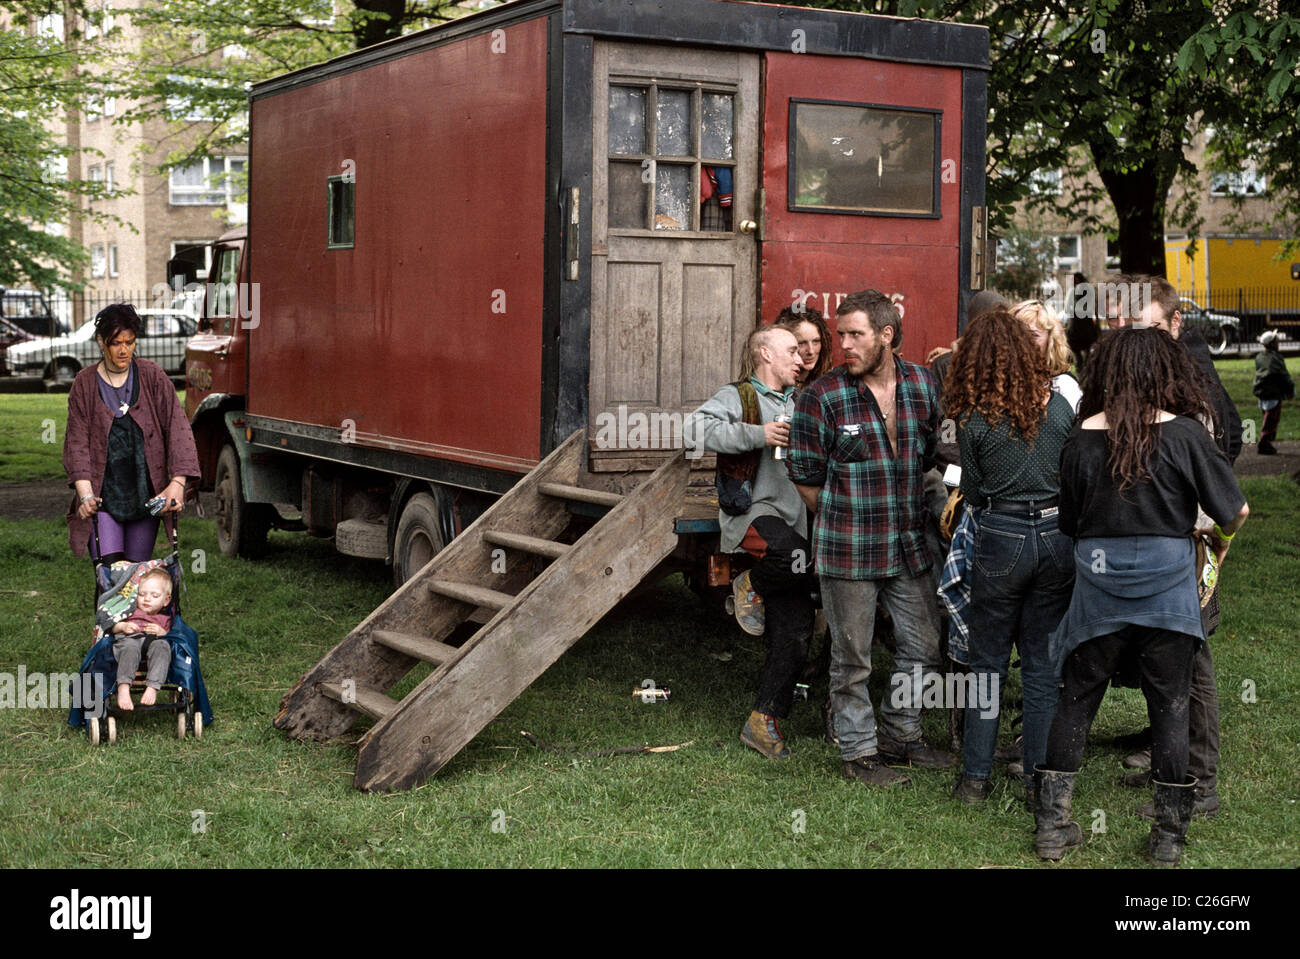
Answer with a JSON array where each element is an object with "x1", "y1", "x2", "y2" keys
[{"x1": 686, "y1": 276, "x2": 1261, "y2": 866}]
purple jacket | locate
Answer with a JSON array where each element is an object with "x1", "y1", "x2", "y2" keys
[{"x1": 62, "y1": 358, "x2": 200, "y2": 557}]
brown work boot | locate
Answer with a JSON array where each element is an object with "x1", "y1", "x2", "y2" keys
[
  {"x1": 877, "y1": 732, "x2": 956, "y2": 768},
  {"x1": 841, "y1": 755, "x2": 911, "y2": 787},
  {"x1": 740, "y1": 710, "x2": 789, "y2": 759},
  {"x1": 953, "y1": 775, "x2": 991, "y2": 804},
  {"x1": 731, "y1": 570, "x2": 765, "y2": 636}
]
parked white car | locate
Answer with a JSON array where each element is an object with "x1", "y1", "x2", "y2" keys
[
  {"x1": 4, "y1": 308, "x2": 197, "y2": 382},
  {"x1": 1179, "y1": 298, "x2": 1241, "y2": 355}
]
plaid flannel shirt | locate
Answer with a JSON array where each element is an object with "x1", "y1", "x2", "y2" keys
[{"x1": 787, "y1": 361, "x2": 939, "y2": 580}]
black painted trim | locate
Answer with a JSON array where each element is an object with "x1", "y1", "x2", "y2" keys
[
  {"x1": 244, "y1": 417, "x2": 521, "y2": 496},
  {"x1": 564, "y1": 0, "x2": 989, "y2": 70},
  {"x1": 251, "y1": 0, "x2": 562, "y2": 99},
  {"x1": 957, "y1": 68, "x2": 987, "y2": 335},
  {"x1": 786, "y1": 98, "x2": 942, "y2": 219},
  {"x1": 540, "y1": 11, "x2": 564, "y2": 459},
  {"x1": 555, "y1": 32, "x2": 594, "y2": 451}
]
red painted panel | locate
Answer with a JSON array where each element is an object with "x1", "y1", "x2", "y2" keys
[
  {"x1": 249, "y1": 18, "x2": 549, "y2": 472},
  {"x1": 761, "y1": 52, "x2": 964, "y2": 365}
]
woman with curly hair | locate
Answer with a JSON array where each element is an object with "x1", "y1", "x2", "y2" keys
[
  {"x1": 1034, "y1": 329, "x2": 1248, "y2": 866},
  {"x1": 778, "y1": 304, "x2": 832, "y2": 389},
  {"x1": 944, "y1": 307, "x2": 1077, "y2": 808}
]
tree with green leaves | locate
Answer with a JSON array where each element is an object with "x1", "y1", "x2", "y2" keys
[
  {"x1": 0, "y1": 2, "x2": 122, "y2": 289},
  {"x1": 118, "y1": 1, "x2": 468, "y2": 172},
  {"x1": 799, "y1": 0, "x2": 1300, "y2": 274}
]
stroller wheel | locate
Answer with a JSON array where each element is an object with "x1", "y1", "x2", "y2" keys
[
  {"x1": 88, "y1": 716, "x2": 100, "y2": 746},
  {"x1": 107, "y1": 715, "x2": 117, "y2": 744},
  {"x1": 192, "y1": 711, "x2": 203, "y2": 740},
  {"x1": 176, "y1": 711, "x2": 187, "y2": 740}
]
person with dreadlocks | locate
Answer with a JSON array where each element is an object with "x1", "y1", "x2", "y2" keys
[
  {"x1": 943, "y1": 308, "x2": 1076, "y2": 808},
  {"x1": 1033, "y1": 329, "x2": 1248, "y2": 866}
]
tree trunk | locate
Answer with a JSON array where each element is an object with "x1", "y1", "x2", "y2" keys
[
  {"x1": 1095, "y1": 158, "x2": 1172, "y2": 277},
  {"x1": 353, "y1": 0, "x2": 406, "y2": 48}
]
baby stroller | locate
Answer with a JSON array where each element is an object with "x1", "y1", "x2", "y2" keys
[{"x1": 66, "y1": 518, "x2": 213, "y2": 743}]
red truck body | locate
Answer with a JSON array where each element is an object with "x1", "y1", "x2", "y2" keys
[{"x1": 184, "y1": 0, "x2": 988, "y2": 576}]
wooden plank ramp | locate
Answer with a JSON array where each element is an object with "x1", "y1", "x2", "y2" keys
[{"x1": 274, "y1": 429, "x2": 687, "y2": 792}]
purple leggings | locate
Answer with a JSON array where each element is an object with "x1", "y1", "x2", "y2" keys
[{"x1": 94, "y1": 511, "x2": 160, "y2": 562}]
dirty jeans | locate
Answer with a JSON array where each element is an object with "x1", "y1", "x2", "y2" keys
[
  {"x1": 1046, "y1": 626, "x2": 1197, "y2": 784},
  {"x1": 743, "y1": 516, "x2": 815, "y2": 719},
  {"x1": 821, "y1": 570, "x2": 943, "y2": 761},
  {"x1": 962, "y1": 508, "x2": 1074, "y2": 782}
]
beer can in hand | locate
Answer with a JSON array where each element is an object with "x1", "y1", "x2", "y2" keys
[{"x1": 773, "y1": 413, "x2": 792, "y2": 460}]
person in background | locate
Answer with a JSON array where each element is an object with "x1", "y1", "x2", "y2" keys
[
  {"x1": 686, "y1": 326, "x2": 813, "y2": 759},
  {"x1": 943, "y1": 308, "x2": 1076, "y2": 807},
  {"x1": 1253, "y1": 329, "x2": 1293, "y2": 455},
  {"x1": 1034, "y1": 329, "x2": 1248, "y2": 866}
]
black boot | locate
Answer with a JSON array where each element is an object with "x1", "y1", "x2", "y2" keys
[
  {"x1": 1033, "y1": 766, "x2": 1083, "y2": 861},
  {"x1": 1148, "y1": 777, "x2": 1197, "y2": 866}
]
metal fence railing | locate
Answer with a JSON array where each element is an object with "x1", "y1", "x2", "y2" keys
[{"x1": 1, "y1": 289, "x2": 199, "y2": 383}]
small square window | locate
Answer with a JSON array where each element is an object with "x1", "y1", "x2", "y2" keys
[
  {"x1": 90, "y1": 244, "x2": 106, "y2": 278},
  {"x1": 328, "y1": 176, "x2": 354, "y2": 249},
  {"x1": 789, "y1": 99, "x2": 940, "y2": 217},
  {"x1": 108, "y1": 243, "x2": 119, "y2": 277}
]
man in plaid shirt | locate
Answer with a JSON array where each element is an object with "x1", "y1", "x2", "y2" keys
[{"x1": 788, "y1": 289, "x2": 954, "y2": 787}]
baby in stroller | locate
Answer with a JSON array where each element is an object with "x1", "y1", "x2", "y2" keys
[
  {"x1": 109, "y1": 567, "x2": 172, "y2": 709},
  {"x1": 68, "y1": 548, "x2": 212, "y2": 741}
]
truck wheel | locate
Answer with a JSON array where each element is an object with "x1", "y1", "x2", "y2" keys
[
  {"x1": 392, "y1": 492, "x2": 445, "y2": 588},
  {"x1": 215, "y1": 445, "x2": 272, "y2": 558}
]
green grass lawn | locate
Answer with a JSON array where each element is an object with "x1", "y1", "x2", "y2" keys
[
  {"x1": 1, "y1": 476, "x2": 1296, "y2": 868},
  {"x1": 0, "y1": 389, "x2": 185, "y2": 484}
]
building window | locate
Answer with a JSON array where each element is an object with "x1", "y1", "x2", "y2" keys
[
  {"x1": 102, "y1": 96, "x2": 115, "y2": 117},
  {"x1": 327, "y1": 176, "x2": 355, "y2": 248},
  {"x1": 1105, "y1": 236, "x2": 1120, "y2": 273},
  {"x1": 1029, "y1": 168, "x2": 1062, "y2": 196},
  {"x1": 108, "y1": 243, "x2": 119, "y2": 278},
  {"x1": 789, "y1": 99, "x2": 940, "y2": 217},
  {"x1": 1210, "y1": 169, "x2": 1266, "y2": 197},
  {"x1": 88, "y1": 164, "x2": 102, "y2": 184},
  {"x1": 90, "y1": 244, "x2": 106, "y2": 278},
  {"x1": 104, "y1": 161, "x2": 115, "y2": 192},
  {"x1": 169, "y1": 156, "x2": 246, "y2": 206},
  {"x1": 1055, "y1": 235, "x2": 1081, "y2": 274}
]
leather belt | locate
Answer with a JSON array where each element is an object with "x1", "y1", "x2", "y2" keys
[{"x1": 987, "y1": 497, "x2": 1059, "y2": 515}]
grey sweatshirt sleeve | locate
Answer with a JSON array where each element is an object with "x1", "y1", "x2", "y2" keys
[{"x1": 686, "y1": 385, "x2": 767, "y2": 454}]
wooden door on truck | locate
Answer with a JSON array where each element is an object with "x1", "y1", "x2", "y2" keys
[{"x1": 589, "y1": 42, "x2": 759, "y2": 471}]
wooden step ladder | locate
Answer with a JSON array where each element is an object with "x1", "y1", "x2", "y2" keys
[{"x1": 274, "y1": 429, "x2": 687, "y2": 792}]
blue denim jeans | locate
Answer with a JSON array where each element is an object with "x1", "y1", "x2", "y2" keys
[
  {"x1": 821, "y1": 570, "x2": 943, "y2": 761},
  {"x1": 961, "y1": 507, "x2": 1074, "y2": 782}
]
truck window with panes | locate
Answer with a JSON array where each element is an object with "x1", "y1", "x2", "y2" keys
[{"x1": 608, "y1": 83, "x2": 736, "y2": 232}]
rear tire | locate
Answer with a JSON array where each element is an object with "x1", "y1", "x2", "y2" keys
[
  {"x1": 392, "y1": 492, "x2": 446, "y2": 588},
  {"x1": 177, "y1": 712, "x2": 186, "y2": 740},
  {"x1": 88, "y1": 716, "x2": 100, "y2": 746},
  {"x1": 215, "y1": 445, "x2": 272, "y2": 558},
  {"x1": 107, "y1": 715, "x2": 117, "y2": 744},
  {"x1": 193, "y1": 711, "x2": 203, "y2": 740}
]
